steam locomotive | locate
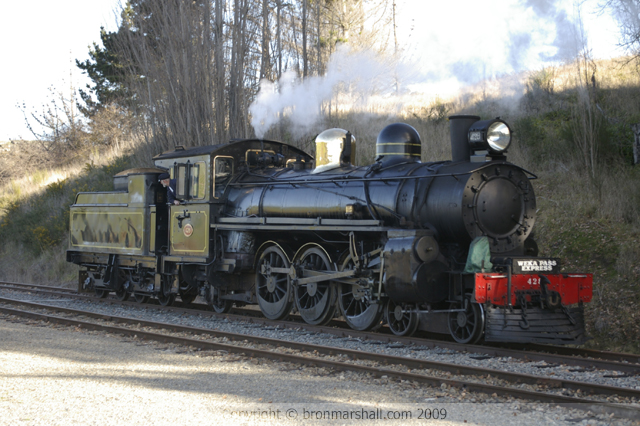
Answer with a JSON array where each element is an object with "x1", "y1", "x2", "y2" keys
[{"x1": 66, "y1": 115, "x2": 592, "y2": 344}]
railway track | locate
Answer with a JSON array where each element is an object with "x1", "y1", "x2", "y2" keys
[
  {"x1": 1, "y1": 295, "x2": 639, "y2": 421},
  {"x1": 2, "y1": 280, "x2": 639, "y2": 370}
]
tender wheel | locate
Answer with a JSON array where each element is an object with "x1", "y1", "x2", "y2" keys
[
  {"x1": 337, "y1": 256, "x2": 383, "y2": 331},
  {"x1": 294, "y1": 246, "x2": 337, "y2": 325},
  {"x1": 448, "y1": 300, "x2": 485, "y2": 344},
  {"x1": 157, "y1": 275, "x2": 176, "y2": 306},
  {"x1": 256, "y1": 245, "x2": 294, "y2": 320},
  {"x1": 206, "y1": 285, "x2": 232, "y2": 313},
  {"x1": 180, "y1": 291, "x2": 197, "y2": 304},
  {"x1": 115, "y1": 286, "x2": 130, "y2": 301},
  {"x1": 385, "y1": 300, "x2": 419, "y2": 336},
  {"x1": 133, "y1": 293, "x2": 149, "y2": 304},
  {"x1": 157, "y1": 292, "x2": 176, "y2": 306},
  {"x1": 95, "y1": 289, "x2": 108, "y2": 299}
]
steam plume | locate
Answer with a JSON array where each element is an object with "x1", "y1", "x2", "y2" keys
[{"x1": 249, "y1": 45, "x2": 414, "y2": 139}]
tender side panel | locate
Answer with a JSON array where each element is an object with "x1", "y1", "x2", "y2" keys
[
  {"x1": 69, "y1": 208, "x2": 146, "y2": 255},
  {"x1": 474, "y1": 273, "x2": 593, "y2": 305},
  {"x1": 76, "y1": 192, "x2": 128, "y2": 205}
]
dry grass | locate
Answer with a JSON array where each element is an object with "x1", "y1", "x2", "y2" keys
[
  {"x1": 0, "y1": 139, "x2": 141, "y2": 283},
  {"x1": 0, "y1": 240, "x2": 77, "y2": 287},
  {"x1": 531, "y1": 154, "x2": 640, "y2": 351}
]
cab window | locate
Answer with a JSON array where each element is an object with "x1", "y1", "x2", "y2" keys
[
  {"x1": 213, "y1": 156, "x2": 234, "y2": 198},
  {"x1": 175, "y1": 161, "x2": 207, "y2": 200},
  {"x1": 190, "y1": 162, "x2": 206, "y2": 199},
  {"x1": 176, "y1": 164, "x2": 188, "y2": 199}
]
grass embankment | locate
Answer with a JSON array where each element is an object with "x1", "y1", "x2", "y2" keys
[
  {"x1": 1, "y1": 56, "x2": 639, "y2": 351},
  {"x1": 0, "y1": 145, "x2": 133, "y2": 285},
  {"x1": 509, "y1": 57, "x2": 640, "y2": 352},
  {"x1": 534, "y1": 170, "x2": 640, "y2": 352}
]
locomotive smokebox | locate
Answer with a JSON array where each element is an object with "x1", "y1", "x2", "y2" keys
[{"x1": 449, "y1": 115, "x2": 480, "y2": 162}]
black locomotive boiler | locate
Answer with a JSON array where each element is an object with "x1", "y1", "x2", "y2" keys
[{"x1": 67, "y1": 115, "x2": 592, "y2": 344}]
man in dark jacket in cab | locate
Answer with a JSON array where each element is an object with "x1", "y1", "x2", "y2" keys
[{"x1": 158, "y1": 173, "x2": 181, "y2": 205}]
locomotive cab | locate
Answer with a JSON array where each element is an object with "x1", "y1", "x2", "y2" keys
[{"x1": 150, "y1": 140, "x2": 315, "y2": 308}]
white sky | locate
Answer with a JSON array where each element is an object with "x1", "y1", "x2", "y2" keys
[
  {"x1": 0, "y1": 0, "x2": 120, "y2": 142},
  {"x1": 0, "y1": 0, "x2": 623, "y2": 141},
  {"x1": 395, "y1": 0, "x2": 622, "y2": 95}
]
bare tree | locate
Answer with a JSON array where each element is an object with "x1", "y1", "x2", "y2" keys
[
  {"x1": 214, "y1": 0, "x2": 227, "y2": 143},
  {"x1": 302, "y1": 0, "x2": 308, "y2": 77},
  {"x1": 601, "y1": 0, "x2": 640, "y2": 62},
  {"x1": 260, "y1": 0, "x2": 272, "y2": 80},
  {"x1": 78, "y1": 0, "x2": 398, "y2": 148},
  {"x1": 18, "y1": 81, "x2": 88, "y2": 154},
  {"x1": 571, "y1": 54, "x2": 601, "y2": 179},
  {"x1": 113, "y1": 0, "x2": 218, "y2": 150},
  {"x1": 571, "y1": 6, "x2": 601, "y2": 179}
]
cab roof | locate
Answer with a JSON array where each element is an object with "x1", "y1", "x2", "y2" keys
[{"x1": 152, "y1": 138, "x2": 313, "y2": 163}]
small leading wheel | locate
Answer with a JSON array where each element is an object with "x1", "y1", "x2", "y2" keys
[
  {"x1": 95, "y1": 289, "x2": 108, "y2": 299},
  {"x1": 448, "y1": 300, "x2": 485, "y2": 344},
  {"x1": 337, "y1": 256, "x2": 383, "y2": 331},
  {"x1": 385, "y1": 299, "x2": 419, "y2": 336},
  {"x1": 206, "y1": 285, "x2": 232, "y2": 314},
  {"x1": 256, "y1": 245, "x2": 294, "y2": 320},
  {"x1": 133, "y1": 293, "x2": 150, "y2": 304},
  {"x1": 294, "y1": 246, "x2": 337, "y2": 326}
]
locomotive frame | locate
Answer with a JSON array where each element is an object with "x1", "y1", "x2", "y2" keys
[{"x1": 67, "y1": 115, "x2": 592, "y2": 344}]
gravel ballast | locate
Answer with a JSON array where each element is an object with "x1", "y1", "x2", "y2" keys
[
  {"x1": 2, "y1": 290, "x2": 638, "y2": 392},
  {"x1": 1, "y1": 314, "x2": 638, "y2": 426}
]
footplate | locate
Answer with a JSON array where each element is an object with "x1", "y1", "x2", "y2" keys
[{"x1": 484, "y1": 305, "x2": 587, "y2": 345}]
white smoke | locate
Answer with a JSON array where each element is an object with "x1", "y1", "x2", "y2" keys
[
  {"x1": 249, "y1": 1, "x2": 614, "y2": 139},
  {"x1": 249, "y1": 45, "x2": 416, "y2": 139},
  {"x1": 523, "y1": 0, "x2": 581, "y2": 62},
  {"x1": 398, "y1": 0, "x2": 590, "y2": 89}
]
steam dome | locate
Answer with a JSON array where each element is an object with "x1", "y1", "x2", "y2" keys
[
  {"x1": 376, "y1": 123, "x2": 421, "y2": 164},
  {"x1": 312, "y1": 128, "x2": 356, "y2": 174}
]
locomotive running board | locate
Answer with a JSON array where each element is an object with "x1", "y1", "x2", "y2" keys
[{"x1": 213, "y1": 217, "x2": 385, "y2": 232}]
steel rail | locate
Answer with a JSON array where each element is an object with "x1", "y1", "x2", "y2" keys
[
  {"x1": 1, "y1": 281, "x2": 639, "y2": 372},
  {"x1": 0, "y1": 302, "x2": 638, "y2": 421},
  {"x1": 0, "y1": 281, "x2": 76, "y2": 293},
  {"x1": 504, "y1": 342, "x2": 640, "y2": 364},
  {"x1": 1, "y1": 297, "x2": 640, "y2": 402}
]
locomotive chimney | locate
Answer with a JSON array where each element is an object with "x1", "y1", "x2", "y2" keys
[{"x1": 449, "y1": 115, "x2": 480, "y2": 163}]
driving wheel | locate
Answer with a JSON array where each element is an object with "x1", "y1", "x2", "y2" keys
[
  {"x1": 256, "y1": 245, "x2": 294, "y2": 320},
  {"x1": 294, "y1": 246, "x2": 337, "y2": 325}
]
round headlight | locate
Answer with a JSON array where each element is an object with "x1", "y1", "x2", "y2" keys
[{"x1": 486, "y1": 122, "x2": 511, "y2": 153}]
